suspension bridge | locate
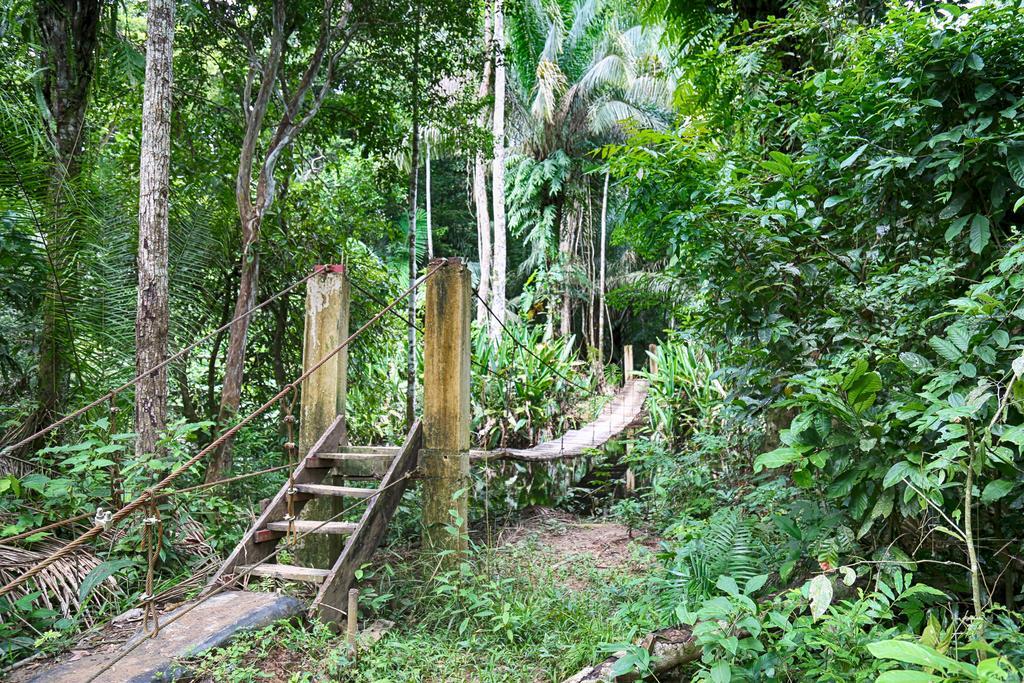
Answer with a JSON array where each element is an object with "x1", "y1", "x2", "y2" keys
[{"x1": 2, "y1": 258, "x2": 650, "y2": 683}]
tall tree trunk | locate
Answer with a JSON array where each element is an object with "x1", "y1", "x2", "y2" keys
[
  {"x1": 474, "y1": 5, "x2": 493, "y2": 325},
  {"x1": 32, "y1": 0, "x2": 103, "y2": 432},
  {"x1": 206, "y1": 0, "x2": 354, "y2": 481},
  {"x1": 597, "y1": 169, "x2": 609, "y2": 370},
  {"x1": 135, "y1": 0, "x2": 174, "y2": 461},
  {"x1": 406, "y1": 1, "x2": 421, "y2": 430},
  {"x1": 425, "y1": 140, "x2": 433, "y2": 260},
  {"x1": 559, "y1": 207, "x2": 573, "y2": 339},
  {"x1": 488, "y1": 0, "x2": 507, "y2": 341}
]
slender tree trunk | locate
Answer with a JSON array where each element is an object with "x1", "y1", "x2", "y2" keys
[
  {"x1": 425, "y1": 141, "x2": 433, "y2": 260},
  {"x1": 474, "y1": 5, "x2": 493, "y2": 325},
  {"x1": 205, "y1": 0, "x2": 354, "y2": 481},
  {"x1": 135, "y1": 0, "x2": 174, "y2": 460},
  {"x1": 597, "y1": 169, "x2": 609, "y2": 371},
  {"x1": 559, "y1": 207, "x2": 574, "y2": 339},
  {"x1": 31, "y1": 0, "x2": 103, "y2": 433},
  {"x1": 406, "y1": 1, "x2": 421, "y2": 430},
  {"x1": 489, "y1": 0, "x2": 507, "y2": 341}
]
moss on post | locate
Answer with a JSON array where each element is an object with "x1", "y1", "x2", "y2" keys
[
  {"x1": 421, "y1": 258, "x2": 471, "y2": 557},
  {"x1": 298, "y1": 265, "x2": 349, "y2": 567}
]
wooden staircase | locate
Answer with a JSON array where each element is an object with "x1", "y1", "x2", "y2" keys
[{"x1": 209, "y1": 416, "x2": 422, "y2": 622}]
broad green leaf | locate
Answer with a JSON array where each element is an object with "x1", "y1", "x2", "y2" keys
[
  {"x1": 1000, "y1": 424, "x2": 1024, "y2": 445},
  {"x1": 981, "y1": 479, "x2": 1015, "y2": 503},
  {"x1": 866, "y1": 639, "x2": 970, "y2": 674},
  {"x1": 808, "y1": 574, "x2": 833, "y2": 620},
  {"x1": 839, "y1": 143, "x2": 869, "y2": 169},
  {"x1": 969, "y1": 214, "x2": 990, "y2": 254},
  {"x1": 1008, "y1": 149, "x2": 1024, "y2": 188},
  {"x1": 967, "y1": 52, "x2": 984, "y2": 70},
  {"x1": 754, "y1": 447, "x2": 803, "y2": 472},
  {"x1": 928, "y1": 336, "x2": 961, "y2": 363},
  {"x1": 745, "y1": 574, "x2": 769, "y2": 594},
  {"x1": 716, "y1": 575, "x2": 740, "y2": 597},
  {"x1": 944, "y1": 214, "x2": 970, "y2": 242},
  {"x1": 710, "y1": 660, "x2": 731, "y2": 683},
  {"x1": 899, "y1": 352, "x2": 933, "y2": 374},
  {"x1": 876, "y1": 672, "x2": 941, "y2": 683}
]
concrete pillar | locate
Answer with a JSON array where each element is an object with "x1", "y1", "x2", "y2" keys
[
  {"x1": 421, "y1": 258, "x2": 471, "y2": 558},
  {"x1": 298, "y1": 264, "x2": 349, "y2": 566}
]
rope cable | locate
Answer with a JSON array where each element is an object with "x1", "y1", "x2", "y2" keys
[
  {"x1": 0, "y1": 264, "x2": 442, "y2": 600},
  {"x1": 2, "y1": 269, "x2": 322, "y2": 457}
]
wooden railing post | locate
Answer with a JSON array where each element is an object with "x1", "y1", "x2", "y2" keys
[
  {"x1": 422, "y1": 258, "x2": 471, "y2": 558},
  {"x1": 298, "y1": 264, "x2": 349, "y2": 567},
  {"x1": 623, "y1": 344, "x2": 634, "y2": 382},
  {"x1": 648, "y1": 343, "x2": 658, "y2": 375}
]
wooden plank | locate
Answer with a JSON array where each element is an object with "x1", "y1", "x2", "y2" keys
[
  {"x1": 240, "y1": 564, "x2": 330, "y2": 583},
  {"x1": 307, "y1": 452, "x2": 394, "y2": 478},
  {"x1": 469, "y1": 381, "x2": 649, "y2": 463},
  {"x1": 294, "y1": 483, "x2": 377, "y2": 498},
  {"x1": 331, "y1": 446, "x2": 401, "y2": 455},
  {"x1": 206, "y1": 414, "x2": 348, "y2": 590},
  {"x1": 311, "y1": 420, "x2": 422, "y2": 623},
  {"x1": 266, "y1": 520, "x2": 358, "y2": 535}
]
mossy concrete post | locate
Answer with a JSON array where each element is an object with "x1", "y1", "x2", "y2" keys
[
  {"x1": 298, "y1": 264, "x2": 349, "y2": 567},
  {"x1": 421, "y1": 258, "x2": 471, "y2": 558}
]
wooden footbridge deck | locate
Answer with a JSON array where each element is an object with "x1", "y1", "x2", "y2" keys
[{"x1": 10, "y1": 259, "x2": 653, "y2": 682}]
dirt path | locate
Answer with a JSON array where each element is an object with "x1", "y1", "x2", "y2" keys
[{"x1": 496, "y1": 506, "x2": 660, "y2": 589}]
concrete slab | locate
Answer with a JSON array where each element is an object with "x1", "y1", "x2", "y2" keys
[{"x1": 21, "y1": 591, "x2": 304, "y2": 683}]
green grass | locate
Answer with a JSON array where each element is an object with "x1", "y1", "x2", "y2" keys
[{"x1": 187, "y1": 539, "x2": 658, "y2": 682}]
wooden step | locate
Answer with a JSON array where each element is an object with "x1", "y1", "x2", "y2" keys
[
  {"x1": 239, "y1": 563, "x2": 330, "y2": 583},
  {"x1": 265, "y1": 520, "x2": 359, "y2": 535},
  {"x1": 335, "y1": 446, "x2": 401, "y2": 455},
  {"x1": 307, "y1": 452, "x2": 395, "y2": 477},
  {"x1": 294, "y1": 483, "x2": 377, "y2": 498}
]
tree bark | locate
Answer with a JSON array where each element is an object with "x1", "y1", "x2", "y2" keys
[
  {"x1": 32, "y1": 0, "x2": 104, "y2": 428},
  {"x1": 474, "y1": 4, "x2": 493, "y2": 325},
  {"x1": 405, "y1": 1, "x2": 421, "y2": 431},
  {"x1": 207, "y1": 0, "x2": 354, "y2": 482},
  {"x1": 488, "y1": 0, "x2": 507, "y2": 342},
  {"x1": 597, "y1": 169, "x2": 609, "y2": 369},
  {"x1": 135, "y1": 0, "x2": 174, "y2": 461},
  {"x1": 425, "y1": 141, "x2": 433, "y2": 260}
]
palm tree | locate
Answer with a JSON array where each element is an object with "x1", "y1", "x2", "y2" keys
[{"x1": 503, "y1": 0, "x2": 673, "y2": 348}]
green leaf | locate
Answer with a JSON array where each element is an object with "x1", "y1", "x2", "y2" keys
[
  {"x1": 967, "y1": 52, "x2": 984, "y2": 71},
  {"x1": 1008, "y1": 149, "x2": 1024, "y2": 188},
  {"x1": 839, "y1": 143, "x2": 869, "y2": 169},
  {"x1": 928, "y1": 336, "x2": 961, "y2": 363},
  {"x1": 866, "y1": 639, "x2": 969, "y2": 673},
  {"x1": 959, "y1": 362, "x2": 977, "y2": 378},
  {"x1": 823, "y1": 195, "x2": 848, "y2": 209},
  {"x1": 808, "y1": 574, "x2": 833, "y2": 620},
  {"x1": 754, "y1": 447, "x2": 803, "y2": 472},
  {"x1": 981, "y1": 479, "x2": 1015, "y2": 503},
  {"x1": 975, "y1": 83, "x2": 996, "y2": 101},
  {"x1": 710, "y1": 660, "x2": 731, "y2": 683},
  {"x1": 78, "y1": 559, "x2": 135, "y2": 604},
  {"x1": 745, "y1": 574, "x2": 769, "y2": 594},
  {"x1": 1000, "y1": 424, "x2": 1024, "y2": 445},
  {"x1": 716, "y1": 575, "x2": 740, "y2": 597},
  {"x1": 876, "y1": 672, "x2": 941, "y2": 683},
  {"x1": 969, "y1": 214, "x2": 991, "y2": 254},
  {"x1": 899, "y1": 352, "x2": 933, "y2": 374},
  {"x1": 944, "y1": 214, "x2": 971, "y2": 242}
]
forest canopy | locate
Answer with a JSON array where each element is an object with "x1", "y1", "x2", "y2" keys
[{"x1": 3, "y1": 0, "x2": 1024, "y2": 680}]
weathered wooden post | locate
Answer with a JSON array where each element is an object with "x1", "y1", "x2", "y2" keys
[
  {"x1": 298, "y1": 264, "x2": 349, "y2": 567},
  {"x1": 422, "y1": 258, "x2": 471, "y2": 558},
  {"x1": 648, "y1": 343, "x2": 658, "y2": 375},
  {"x1": 624, "y1": 344, "x2": 634, "y2": 382}
]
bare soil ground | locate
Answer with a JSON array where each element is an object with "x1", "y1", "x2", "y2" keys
[{"x1": 496, "y1": 506, "x2": 660, "y2": 589}]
